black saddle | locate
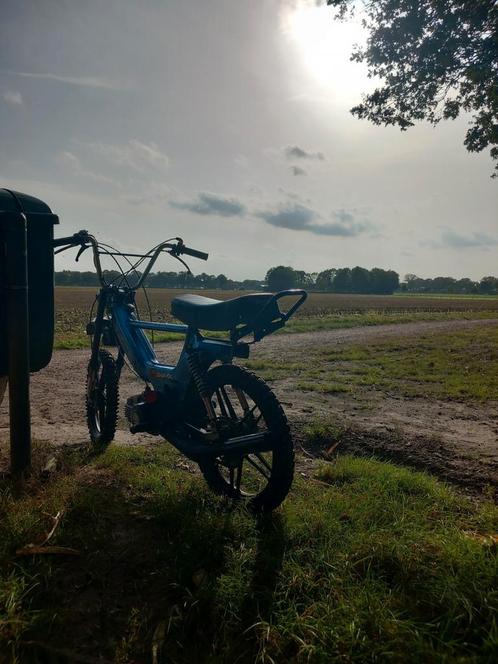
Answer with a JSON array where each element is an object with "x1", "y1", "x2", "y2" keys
[{"x1": 171, "y1": 293, "x2": 280, "y2": 331}]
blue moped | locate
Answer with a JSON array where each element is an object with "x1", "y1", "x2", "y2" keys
[{"x1": 54, "y1": 231, "x2": 307, "y2": 512}]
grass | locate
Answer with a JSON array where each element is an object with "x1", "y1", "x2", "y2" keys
[
  {"x1": 306, "y1": 326, "x2": 498, "y2": 401},
  {"x1": 0, "y1": 441, "x2": 497, "y2": 662},
  {"x1": 244, "y1": 325, "x2": 498, "y2": 402},
  {"x1": 53, "y1": 288, "x2": 498, "y2": 349}
]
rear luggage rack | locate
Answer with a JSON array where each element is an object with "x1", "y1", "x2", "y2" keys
[{"x1": 230, "y1": 289, "x2": 307, "y2": 343}]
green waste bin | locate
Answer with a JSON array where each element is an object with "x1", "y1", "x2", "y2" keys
[{"x1": 0, "y1": 189, "x2": 59, "y2": 375}]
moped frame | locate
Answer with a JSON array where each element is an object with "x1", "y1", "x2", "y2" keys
[{"x1": 91, "y1": 287, "x2": 236, "y2": 398}]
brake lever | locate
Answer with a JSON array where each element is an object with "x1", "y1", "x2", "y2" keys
[
  {"x1": 75, "y1": 243, "x2": 90, "y2": 262},
  {"x1": 169, "y1": 238, "x2": 184, "y2": 257},
  {"x1": 171, "y1": 251, "x2": 192, "y2": 275}
]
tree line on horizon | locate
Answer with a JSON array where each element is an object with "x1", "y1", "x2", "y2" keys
[{"x1": 54, "y1": 266, "x2": 498, "y2": 296}]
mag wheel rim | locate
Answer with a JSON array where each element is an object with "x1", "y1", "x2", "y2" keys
[{"x1": 211, "y1": 383, "x2": 274, "y2": 498}]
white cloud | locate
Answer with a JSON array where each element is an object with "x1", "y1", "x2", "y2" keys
[
  {"x1": 78, "y1": 139, "x2": 170, "y2": 173},
  {"x1": 170, "y1": 192, "x2": 246, "y2": 217},
  {"x1": 10, "y1": 71, "x2": 131, "y2": 91},
  {"x1": 284, "y1": 145, "x2": 325, "y2": 160},
  {"x1": 256, "y1": 202, "x2": 374, "y2": 236},
  {"x1": 423, "y1": 229, "x2": 498, "y2": 250},
  {"x1": 2, "y1": 90, "x2": 23, "y2": 105},
  {"x1": 55, "y1": 150, "x2": 119, "y2": 186}
]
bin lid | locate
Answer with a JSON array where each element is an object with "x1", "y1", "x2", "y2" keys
[{"x1": 0, "y1": 188, "x2": 58, "y2": 220}]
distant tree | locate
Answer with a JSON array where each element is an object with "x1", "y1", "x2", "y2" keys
[
  {"x1": 79, "y1": 271, "x2": 98, "y2": 286},
  {"x1": 453, "y1": 278, "x2": 478, "y2": 294},
  {"x1": 316, "y1": 268, "x2": 336, "y2": 291},
  {"x1": 332, "y1": 268, "x2": 352, "y2": 293},
  {"x1": 370, "y1": 268, "x2": 400, "y2": 294},
  {"x1": 54, "y1": 270, "x2": 73, "y2": 286},
  {"x1": 328, "y1": 0, "x2": 498, "y2": 175},
  {"x1": 403, "y1": 274, "x2": 481, "y2": 294},
  {"x1": 266, "y1": 266, "x2": 298, "y2": 291},
  {"x1": 216, "y1": 274, "x2": 228, "y2": 289},
  {"x1": 432, "y1": 276, "x2": 457, "y2": 292},
  {"x1": 351, "y1": 266, "x2": 371, "y2": 293},
  {"x1": 479, "y1": 276, "x2": 498, "y2": 294},
  {"x1": 403, "y1": 274, "x2": 429, "y2": 292},
  {"x1": 294, "y1": 270, "x2": 315, "y2": 288},
  {"x1": 404, "y1": 274, "x2": 418, "y2": 285}
]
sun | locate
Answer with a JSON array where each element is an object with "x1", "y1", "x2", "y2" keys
[{"x1": 281, "y1": 3, "x2": 368, "y2": 101}]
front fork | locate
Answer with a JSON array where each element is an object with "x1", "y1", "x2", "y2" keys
[
  {"x1": 89, "y1": 290, "x2": 107, "y2": 369},
  {"x1": 89, "y1": 290, "x2": 125, "y2": 378}
]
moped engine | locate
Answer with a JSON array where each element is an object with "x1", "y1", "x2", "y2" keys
[{"x1": 125, "y1": 389, "x2": 163, "y2": 434}]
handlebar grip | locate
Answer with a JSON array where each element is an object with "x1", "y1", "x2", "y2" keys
[
  {"x1": 53, "y1": 230, "x2": 89, "y2": 248},
  {"x1": 53, "y1": 235, "x2": 80, "y2": 248},
  {"x1": 180, "y1": 245, "x2": 209, "y2": 260}
]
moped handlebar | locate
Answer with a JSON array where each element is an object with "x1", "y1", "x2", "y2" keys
[
  {"x1": 53, "y1": 231, "x2": 208, "y2": 289},
  {"x1": 177, "y1": 244, "x2": 209, "y2": 261},
  {"x1": 53, "y1": 230, "x2": 90, "y2": 248}
]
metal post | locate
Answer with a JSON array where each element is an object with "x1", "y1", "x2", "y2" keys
[{"x1": 4, "y1": 212, "x2": 31, "y2": 474}]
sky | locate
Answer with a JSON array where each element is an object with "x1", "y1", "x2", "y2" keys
[{"x1": 1, "y1": 0, "x2": 497, "y2": 281}]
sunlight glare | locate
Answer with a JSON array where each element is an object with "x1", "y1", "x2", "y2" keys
[{"x1": 282, "y1": 4, "x2": 369, "y2": 102}]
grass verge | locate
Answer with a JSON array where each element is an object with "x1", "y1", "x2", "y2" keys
[
  {"x1": 1, "y1": 442, "x2": 497, "y2": 663},
  {"x1": 306, "y1": 325, "x2": 498, "y2": 401},
  {"x1": 244, "y1": 324, "x2": 498, "y2": 401}
]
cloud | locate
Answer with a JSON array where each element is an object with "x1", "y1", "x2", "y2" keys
[
  {"x1": 333, "y1": 209, "x2": 354, "y2": 224},
  {"x1": 291, "y1": 165, "x2": 307, "y2": 176},
  {"x1": 284, "y1": 145, "x2": 325, "y2": 161},
  {"x1": 55, "y1": 150, "x2": 118, "y2": 186},
  {"x1": 256, "y1": 203, "x2": 373, "y2": 237},
  {"x1": 277, "y1": 188, "x2": 311, "y2": 203},
  {"x1": 2, "y1": 90, "x2": 23, "y2": 105},
  {"x1": 442, "y1": 230, "x2": 497, "y2": 248},
  {"x1": 257, "y1": 203, "x2": 317, "y2": 230},
  {"x1": 424, "y1": 230, "x2": 498, "y2": 250},
  {"x1": 9, "y1": 71, "x2": 130, "y2": 91},
  {"x1": 170, "y1": 192, "x2": 246, "y2": 217},
  {"x1": 79, "y1": 139, "x2": 170, "y2": 173}
]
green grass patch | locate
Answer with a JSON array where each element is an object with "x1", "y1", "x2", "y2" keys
[
  {"x1": 244, "y1": 359, "x2": 306, "y2": 381},
  {"x1": 307, "y1": 325, "x2": 498, "y2": 401},
  {"x1": 1, "y1": 443, "x2": 497, "y2": 662}
]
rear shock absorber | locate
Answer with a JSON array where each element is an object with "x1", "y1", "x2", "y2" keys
[{"x1": 187, "y1": 351, "x2": 217, "y2": 429}]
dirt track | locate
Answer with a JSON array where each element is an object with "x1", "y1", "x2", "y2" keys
[{"x1": 1, "y1": 318, "x2": 497, "y2": 493}]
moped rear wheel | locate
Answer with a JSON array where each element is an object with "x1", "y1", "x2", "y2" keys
[
  {"x1": 197, "y1": 364, "x2": 294, "y2": 513},
  {"x1": 86, "y1": 350, "x2": 119, "y2": 451}
]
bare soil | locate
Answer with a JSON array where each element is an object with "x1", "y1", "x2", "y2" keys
[{"x1": 1, "y1": 318, "x2": 497, "y2": 494}]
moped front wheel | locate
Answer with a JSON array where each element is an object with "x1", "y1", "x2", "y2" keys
[
  {"x1": 86, "y1": 350, "x2": 119, "y2": 451},
  {"x1": 197, "y1": 364, "x2": 294, "y2": 513}
]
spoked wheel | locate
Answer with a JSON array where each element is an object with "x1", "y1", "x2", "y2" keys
[
  {"x1": 198, "y1": 364, "x2": 294, "y2": 513},
  {"x1": 86, "y1": 350, "x2": 119, "y2": 451}
]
